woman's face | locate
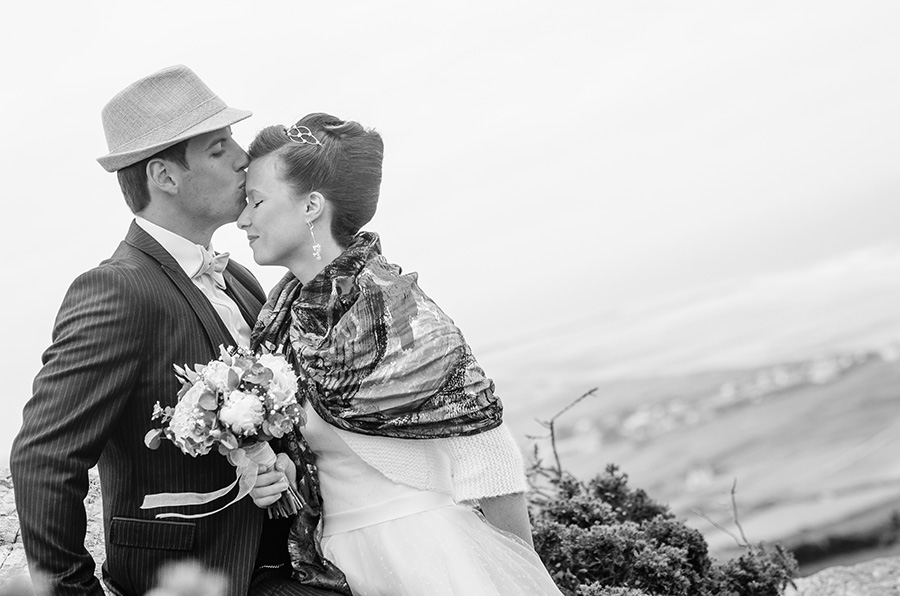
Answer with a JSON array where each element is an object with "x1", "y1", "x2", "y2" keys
[{"x1": 238, "y1": 153, "x2": 310, "y2": 268}]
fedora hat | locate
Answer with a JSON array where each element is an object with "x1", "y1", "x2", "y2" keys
[{"x1": 97, "y1": 65, "x2": 251, "y2": 172}]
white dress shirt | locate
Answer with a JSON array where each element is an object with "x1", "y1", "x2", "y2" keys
[{"x1": 135, "y1": 217, "x2": 251, "y2": 347}]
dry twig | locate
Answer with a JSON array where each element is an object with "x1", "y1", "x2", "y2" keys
[
  {"x1": 692, "y1": 478, "x2": 751, "y2": 548},
  {"x1": 527, "y1": 387, "x2": 599, "y2": 480}
]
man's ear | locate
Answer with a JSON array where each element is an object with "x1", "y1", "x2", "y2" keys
[{"x1": 147, "y1": 158, "x2": 178, "y2": 196}]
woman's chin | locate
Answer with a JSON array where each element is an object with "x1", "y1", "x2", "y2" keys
[{"x1": 248, "y1": 246, "x2": 267, "y2": 266}]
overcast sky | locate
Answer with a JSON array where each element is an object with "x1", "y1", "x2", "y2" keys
[{"x1": 2, "y1": 1, "x2": 900, "y2": 462}]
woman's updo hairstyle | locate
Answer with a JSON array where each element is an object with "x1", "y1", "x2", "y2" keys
[{"x1": 248, "y1": 112, "x2": 383, "y2": 248}]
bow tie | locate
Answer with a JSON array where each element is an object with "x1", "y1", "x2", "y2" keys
[{"x1": 194, "y1": 248, "x2": 229, "y2": 290}]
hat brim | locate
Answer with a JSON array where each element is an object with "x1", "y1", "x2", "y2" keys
[{"x1": 97, "y1": 106, "x2": 252, "y2": 172}]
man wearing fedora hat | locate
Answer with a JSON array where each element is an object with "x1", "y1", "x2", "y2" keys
[{"x1": 10, "y1": 65, "x2": 348, "y2": 596}]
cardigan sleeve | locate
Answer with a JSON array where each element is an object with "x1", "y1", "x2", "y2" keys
[
  {"x1": 443, "y1": 422, "x2": 528, "y2": 503},
  {"x1": 333, "y1": 421, "x2": 528, "y2": 503}
]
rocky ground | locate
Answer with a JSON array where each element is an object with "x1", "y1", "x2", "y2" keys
[
  {"x1": 0, "y1": 467, "x2": 898, "y2": 595},
  {"x1": 784, "y1": 556, "x2": 900, "y2": 596},
  {"x1": 0, "y1": 468, "x2": 106, "y2": 593}
]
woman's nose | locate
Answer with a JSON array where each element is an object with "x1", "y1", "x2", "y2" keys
[{"x1": 237, "y1": 204, "x2": 251, "y2": 229}]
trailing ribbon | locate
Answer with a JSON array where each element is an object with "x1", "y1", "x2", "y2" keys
[{"x1": 141, "y1": 442, "x2": 277, "y2": 519}]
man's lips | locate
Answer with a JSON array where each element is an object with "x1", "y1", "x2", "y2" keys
[{"x1": 247, "y1": 235, "x2": 258, "y2": 245}]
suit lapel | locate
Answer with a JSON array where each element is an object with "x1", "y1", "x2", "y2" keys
[{"x1": 124, "y1": 222, "x2": 235, "y2": 352}]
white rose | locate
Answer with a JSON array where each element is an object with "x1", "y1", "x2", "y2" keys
[
  {"x1": 257, "y1": 353, "x2": 294, "y2": 380},
  {"x1": 202, "y1": 361, "x2": 233, "y2": 392},
  {"x1": 168, "y1": 381, "x2": 214, "y2": 455},
  {"x1": 220, "y1": 390, "x2": 264, "y2": 435},
  {"x1": 257, "y1": 354, "x2": 298, "y2": 405}
]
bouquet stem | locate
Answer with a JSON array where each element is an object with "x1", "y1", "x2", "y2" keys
[{"x1": 267, "y1": 482, "x2": 303, "y2": 519}]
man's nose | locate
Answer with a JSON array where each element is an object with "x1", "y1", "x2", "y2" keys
[{"x1": 235, "y1": 148, "x2": 250, "y2": 170}]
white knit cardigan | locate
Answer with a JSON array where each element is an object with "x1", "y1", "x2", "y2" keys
[{"x1": 332, "y1": 421, "x2": 528, "y2": 503}]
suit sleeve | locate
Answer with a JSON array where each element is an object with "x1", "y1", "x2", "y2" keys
[{"x1": 10, "y1": 267, "x2": 147, "y2": 596}]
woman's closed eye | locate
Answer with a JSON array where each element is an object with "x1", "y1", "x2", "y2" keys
[{"x1": 245, "y1": 192, "x2": 263, "y2": 208}]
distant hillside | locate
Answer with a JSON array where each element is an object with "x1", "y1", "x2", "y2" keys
[
  {"x1": 520, "y1": 348, "x2": 900, "y2": 571},
  {"x1": 465, "y1": 246, "x2": 900, "y2": 573},
  {"x1": 480, "y1": 244, "x2": 900, "y2": 431}
]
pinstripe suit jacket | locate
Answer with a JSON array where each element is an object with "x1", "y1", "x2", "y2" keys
[{"x1": 11, "y1": 222, "x2": 267, "y2": 596}]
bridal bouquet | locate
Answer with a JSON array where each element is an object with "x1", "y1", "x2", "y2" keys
[{"x1": 142, "y1": 345, "x2": 306, "y2": 519}]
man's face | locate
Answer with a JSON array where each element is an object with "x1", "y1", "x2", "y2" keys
[{"x1": 174, "y1": 127, "x2": 250, "y2": 229}]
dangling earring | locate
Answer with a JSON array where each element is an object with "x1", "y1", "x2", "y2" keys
[{"x1": 308, "y1": 221, "x2": 322, "y2": 261}]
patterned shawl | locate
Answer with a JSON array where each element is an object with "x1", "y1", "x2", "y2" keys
[{"x1": 252, "y1": 231, "x2": 503, "y2": 439}]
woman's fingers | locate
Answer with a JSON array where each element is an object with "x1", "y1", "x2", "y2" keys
[
  {"x1": 274, "y1": 453, "x2": 297, "y2": 488},
  {"x1": 250, "y1": 468, "x2": 291, "y2": 508}
]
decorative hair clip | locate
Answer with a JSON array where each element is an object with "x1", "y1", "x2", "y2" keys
[{"x1": 285, "y1": 124, "x2": 323, "y2": 147}]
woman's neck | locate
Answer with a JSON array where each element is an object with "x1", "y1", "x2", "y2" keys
[{"x1": 290, "y1": 239, "x2": 345, "y2": 284}]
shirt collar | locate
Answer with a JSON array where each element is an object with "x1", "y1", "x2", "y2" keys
[{"x1": 134, "y1": 217, "x2": 214, "y2": 279}]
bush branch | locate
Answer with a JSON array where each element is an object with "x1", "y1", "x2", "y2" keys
[{"x1": 532, "y1": 387, "x2": 599, "y2": 480}]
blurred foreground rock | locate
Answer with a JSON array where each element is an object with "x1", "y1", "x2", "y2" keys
[{"x1": 0, "y1": 467, "x2": 106, "y2": 592}]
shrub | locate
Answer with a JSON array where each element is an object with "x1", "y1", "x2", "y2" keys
[
  {"x1": 529, "y1": 464, "x2": 798, "y2": 596},
  {"x1": 706, "y1": 543, "x2": 798, "y2": 596},
  {"x1": 578, "y1": 585, "x2": 652, "y2": 596}
]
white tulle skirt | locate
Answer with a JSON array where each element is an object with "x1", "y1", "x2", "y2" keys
[{"x1": 320, "y1": 503, "x2": 563, "y2": 596}]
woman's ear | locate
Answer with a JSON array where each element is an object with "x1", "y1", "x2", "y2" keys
[
  {"x1": 147, "y1": 158, "x2": 178, "y2": 196},
  {"x1": 305, "y1": 191, "x2": 326, "y2": 222}
]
